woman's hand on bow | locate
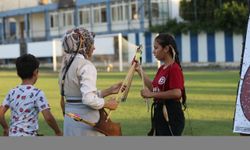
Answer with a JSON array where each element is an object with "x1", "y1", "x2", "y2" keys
[{"x1": 104, "y1": 98, "x2": 119, "y2": 110}]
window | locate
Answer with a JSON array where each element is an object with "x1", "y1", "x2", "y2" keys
[
  {"x1": 111, "y1": 7, "x2": 116, "y2": 21},
  {"x1": 124, "y1": 4, "x2": 129, "y2": 20},
  {"x1": 79, "y1": 9, "x2": 90, "y2": 25},
  {"x1": 101, "y1": 7, "x2": 107, "y2": 22},
  {"x1": 131, "y1": 3, "x2": 137, "y2": 20},
  {"x1": 152, "y1": 2, "x2": 159, "y2": 18},
  {"x1": 144, "y1": 1, "x2": 149, "y2": 19},
  {"x1": 79, "y1": 11, "x2": 83, "y2": 24},
  {"x1": 111, "y1": 5, "x2": 123, "y2": 21},
  {"x1": 93, "y1": 8, "x2": 100, "y2": 23},
  {"x1": 0, "y1": 23, "x2": 2, "y2": 40},
  {"x1": 67, "y1": 13, "x2": 73, "y2": 25},
  {"x1": 93, "y1": 5, "x2": 107, "y2": 23},
  {"x1": 10, "y1": 22, "x2": 16, "y2": 37},
  {"x1": 62, "y1": 11, "x2": 73, "y2": 26},
  {"x1": 50, "y1": 13, "x2": 58, "y2": 28},
  {"x1": 109, "y1": 0, "x2": 146, "y2": 21},
  {"x1": 144, "y1": 1, "x2": 160, "y2": 19}
]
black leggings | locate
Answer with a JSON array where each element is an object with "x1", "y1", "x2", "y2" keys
[{"x1": 150, "y1": 101, "x2": 185, "y2": 136}]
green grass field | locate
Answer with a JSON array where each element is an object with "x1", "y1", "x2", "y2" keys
[{"x1": 0, "y1": 69, "x2": 239, "y2": 136}]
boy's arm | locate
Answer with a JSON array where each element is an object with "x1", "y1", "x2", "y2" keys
[
  {"x1": 0, "y1": 105, "x2": 9, "y2": 136},
  {"x1": 41, "y1": 109, "x2": 63, "y2": 136}
]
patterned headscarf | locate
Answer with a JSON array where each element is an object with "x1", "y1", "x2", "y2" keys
[{"x1": 62, "y1": 27, "x2": 95, "y2": 55}]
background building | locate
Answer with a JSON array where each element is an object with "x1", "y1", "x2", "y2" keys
[{"x1": 0, "y1": 0, "x2": 242, "y2": 69}]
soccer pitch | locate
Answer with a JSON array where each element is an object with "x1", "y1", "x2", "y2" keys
[{"x1": 0, "y1": 69, "x2": 239, "y2": 136}]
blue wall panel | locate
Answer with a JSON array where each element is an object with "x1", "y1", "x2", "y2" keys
[
  {"x1": 207, "y1": 33, "x2": 216, "y2": 62},
  {"x1": 145, "y1": 32, "x2": 152, "y2": 63},
  {"x1": 190, "y1": 33, "x2": 198, "y2": 62},
  {"x1": 225, "y1": 32, "x2": 234, "y2": 62},
  {"x1": 175, "y1": 33, "x2": 182, "y2": 62}
]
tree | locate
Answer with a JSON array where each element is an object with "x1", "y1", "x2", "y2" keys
[
  {"x1": 180, "y1": 0, "x2": 248, "y2": 23},
  {"x1": 150, "y1": 0, "x2": 249, "y2": 34},
  {"x1": 180, "y1": 0, "x2": 218, "y2": 22},
  {"x1": 215, "y1": 1, "x2": 249, "y2": 33}
]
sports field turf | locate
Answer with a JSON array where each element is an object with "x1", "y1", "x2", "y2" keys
[{"x1": 0, "y1": 69, "x2": 239, "y2": 136}]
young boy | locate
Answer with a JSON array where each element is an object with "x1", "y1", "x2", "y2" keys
[{"x1": 0, "y1": 54, "x2": 62, "y2": 136}]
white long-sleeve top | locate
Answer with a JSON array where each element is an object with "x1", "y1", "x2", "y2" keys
[{"x1": 59, "y1": 53, "x2": 104, "y2": 110}]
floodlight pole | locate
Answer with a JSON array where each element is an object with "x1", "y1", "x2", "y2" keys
[
  {"x1": 52, "y1": 39, "x2": 57, "y2": 72},
  {"x1": 118, "y1": 33, "x2": 123, "y2": 72}
]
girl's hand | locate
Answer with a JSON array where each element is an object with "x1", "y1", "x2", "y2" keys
[{"x1": 141, "y1": 88, "x2": 153, "y2": 98}]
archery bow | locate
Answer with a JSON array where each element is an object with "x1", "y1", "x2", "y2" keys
[{"x1": 106, "y1": 45, "x2": 143, "y2": 120}]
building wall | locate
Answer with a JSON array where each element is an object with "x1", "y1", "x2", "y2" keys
[
  {"x1": 0, "y1": 0, "x2": 244, "y2": 64},
  {"x1": 0, "y1": 0, "x2": 40, "y2": 11}
]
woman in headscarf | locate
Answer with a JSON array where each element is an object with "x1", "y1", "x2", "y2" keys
[{"x1": 59, "y1": 27, "x2": 122, "y2": 136}]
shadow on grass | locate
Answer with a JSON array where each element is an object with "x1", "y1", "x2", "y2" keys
[{"x1": 36, "y1": 118, "x2": 237, "y2": 136}]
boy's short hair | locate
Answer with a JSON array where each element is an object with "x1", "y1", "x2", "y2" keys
[{"x1": 16, "y1": 54, "x2": 40, "y2": 79}]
